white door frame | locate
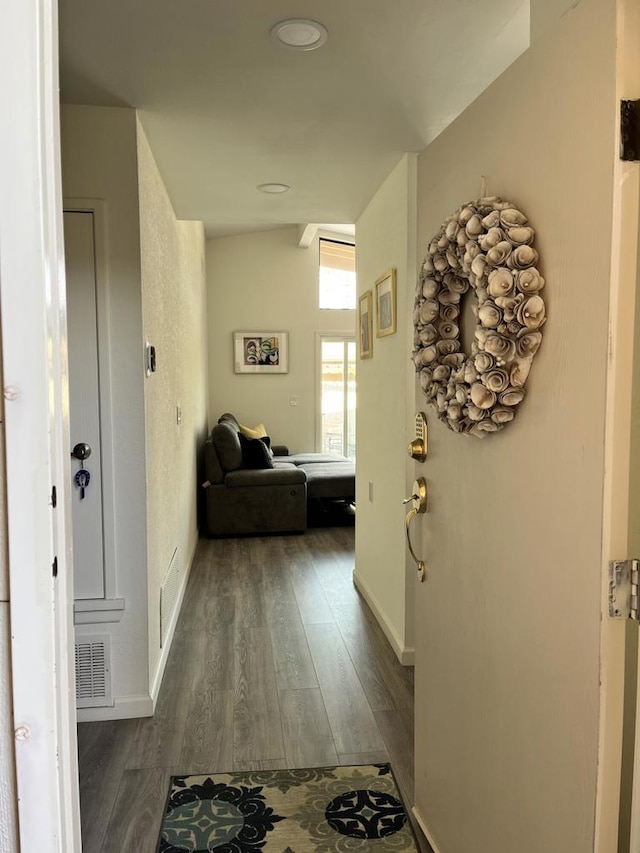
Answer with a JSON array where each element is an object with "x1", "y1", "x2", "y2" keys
[
  {"x1": 0, "y1": 0, "x2": 81, "y2": 850},
  {"x1": 596, "y1": 1, "x2": 640, "y2": 849}
]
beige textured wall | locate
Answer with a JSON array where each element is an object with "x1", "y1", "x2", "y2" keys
[
  {"x1": 137, "y1": 120, "x2": 208, "y2": 688},
  {"x1": 206, "y1": 227, "x2": 354, "y2": 451},
  {"x1": 530, "y1": 0, "x2": 582, "y2": 40},
  {"x1": 354, "y1": 155, "x2": 417, "y2": 659},
  {"x1": 412, "y1": 1, "x2": 616, "y2": 851},
  {"x1": 60, "y1": 105, "x2": 150, "y2": 703}
]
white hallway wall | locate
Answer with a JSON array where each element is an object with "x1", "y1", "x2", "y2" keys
[
  {"x1": 137, "y1": 119, "x2": 208, "y2": 697},
  {"x1": 206, "y1": 227, "x2": 354, "y2": 451},
  {"x1": 412, "y1": 0, "x2": 617, "y2": 851},
  {"x1": 354, "y1": 154, "x2": 417, "y2": 661}
]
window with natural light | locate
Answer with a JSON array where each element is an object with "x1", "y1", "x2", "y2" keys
[
  {"x1": 319, "y1": 337, "x2": 356, "y2": 459},
  {"x1": 319, "y1": 239, "x2": 356, "y2": 309}
]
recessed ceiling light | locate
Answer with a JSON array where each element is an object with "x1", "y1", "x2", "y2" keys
[
  {"x1": 270, "y1": 19, "x2": 328, "y2": 51},
  {"x1": 257, "y1": 183, "x2": 291, "y2": 194}
]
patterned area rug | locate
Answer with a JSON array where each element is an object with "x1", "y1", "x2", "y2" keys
[{"x1": 157, "y1": 764, "x2": 417, "y2": 852}]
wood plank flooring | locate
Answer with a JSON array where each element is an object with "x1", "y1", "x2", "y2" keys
[{"x1": 77, "y1": 526, "x2": 425, "y2": 853}]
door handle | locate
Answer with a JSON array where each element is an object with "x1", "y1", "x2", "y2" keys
[
  {"x1": 403, "y1": 478, "x2": 427, "y2": 512},
  {"x1": 71, "y1": 442, "x2": 92, "y2": 460},
  {"x1": 403, "y1": 478, "x2": 427, "y2": 581}
]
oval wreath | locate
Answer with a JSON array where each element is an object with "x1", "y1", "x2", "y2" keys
[{"x1": 413, "y1": 196, "x2": 546, "y2": 437}]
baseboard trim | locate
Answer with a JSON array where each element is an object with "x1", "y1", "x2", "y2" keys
[
  {"x1": 150, "y1": 533, "x2": 198, "y2": 706},
  {"x1": 76, "y1": 693, "x2": 153, "y2": 722},
  {"x1": 412, "y1": 806, "x2": 442, "y2": 853},
  {"x1": 352, "y1": 570, "x2": 414, "y2": 666}
]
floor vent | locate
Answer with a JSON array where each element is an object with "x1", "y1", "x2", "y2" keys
[
  {"x1": 160, "y1": 547, "x2": 180, "y2": 648},
  {"x1": 75, "y1": 634, "x2": 112, "y2": 708}
]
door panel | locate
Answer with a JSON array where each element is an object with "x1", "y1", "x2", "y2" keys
[{"x1": 64, "y1": 210, "x2": 105, "y2": 600}]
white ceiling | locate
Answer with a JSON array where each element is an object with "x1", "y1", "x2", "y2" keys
[{"x1": 58, "y1": 0, "x2": 529, "y2": 238}]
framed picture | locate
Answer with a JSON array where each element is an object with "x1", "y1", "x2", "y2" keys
[
  {"x1": 234, "y1": 331, "x2": 289, "y2": 373},
  {"x1": 375, "y1": 268, "x2": 397, "y2": 337},
  {"x1": 358, "y1": 291, "x2": 373, "y2": 359}
]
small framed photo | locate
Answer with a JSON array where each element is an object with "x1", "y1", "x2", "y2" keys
[
  {"x1": 375, "y1": 268, "x2": 397, "y2": 337},
  {"x1": 358, "y1": 291, "x2": 373, "y2": 359},
  {"x1": 234, "y1": 331, "x2": 289, "y2": 374}
]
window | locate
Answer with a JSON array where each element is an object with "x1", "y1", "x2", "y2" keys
[
  {"x1": 318, "y1": 336, "x2": 356, "y2": 459},
  {"x1": 319, "y1": 239, "x2": 356, "y2": 309}
]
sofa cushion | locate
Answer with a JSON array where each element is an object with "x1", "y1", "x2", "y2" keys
[
  {"x1": 239, "y1": 433, "x2": 274, "y2": 469},
  {"x1": 211, "y1": 421, "x2": 243, "y2": 471},
  {"x1": 298, "y1": 462, "x2": 355, "y2": 500},
  {"x1": 203, "y1": 439, "x2": 225, "y2": 484},
  {"x1": 278, "y1": 453, "x2": 350, "y2": 466},
  {"x1": 218, "y1": 412, "x2": 240, "y2": 430}
]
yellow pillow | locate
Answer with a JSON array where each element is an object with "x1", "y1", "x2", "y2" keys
[{"x1": 238, "y1": 422, "x2": 268, "y2": 440}]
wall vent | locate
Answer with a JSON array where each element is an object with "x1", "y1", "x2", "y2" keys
[
  {"x1": 160, "y1": 547, "x2": 180, "y2": 648},
  {"x1": 75, "y1": 634, "x2": 112, "y2": 708}
]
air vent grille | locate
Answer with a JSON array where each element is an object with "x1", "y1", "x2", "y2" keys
[
  {"x1": 160, "y1": 547, "x2": 180, "y2": 648},
  {"x1": 75, "y1": 634, "x2": 111, "y2": 708}
]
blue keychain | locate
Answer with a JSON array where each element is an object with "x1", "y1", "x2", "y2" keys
[{"x1": 75, "y1": 468, "x2": 90, "y2": 499}]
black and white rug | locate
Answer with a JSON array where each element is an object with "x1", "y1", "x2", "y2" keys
[{"x1": 158, "y1": 764, "x2": 417, "y2": 852}]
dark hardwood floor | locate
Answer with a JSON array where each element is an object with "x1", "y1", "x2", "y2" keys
[{"x1": 77, "y1": 525, "x2": 423, "y2": 852}]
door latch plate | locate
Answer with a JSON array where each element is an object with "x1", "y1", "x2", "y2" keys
[{"x1": 608, "y1": 559, "x2": 640, "y2": 620}]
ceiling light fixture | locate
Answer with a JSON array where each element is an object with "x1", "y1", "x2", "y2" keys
[
  {"x1": 257, "y1": 183, "x2": 291, "y2": 194},
  {"x1": 270, "y1": 19, "x2": 328, "y2": 51}
]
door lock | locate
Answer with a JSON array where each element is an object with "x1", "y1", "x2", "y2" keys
[{"x1": 407, "y1": 412, "x2": 427, "y2": 462}]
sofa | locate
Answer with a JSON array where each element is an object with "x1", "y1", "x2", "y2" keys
[{"x1": 202, "y1": 413, "x2": 355, "y2": 536}]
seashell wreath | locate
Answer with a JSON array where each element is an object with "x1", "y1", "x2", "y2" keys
[{"x1": 413, "y1": 197, "x2": 545, "y2": 437}]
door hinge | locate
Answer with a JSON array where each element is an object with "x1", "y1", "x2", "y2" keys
[
  {"x1": 609, "y1": 559, "x2": 640, "y2": 620},
  {"x1": 52, "y1": 556, "x2": 58, "y2": 579},
  {"x1": 51, "y1": 485, "x2": 57, "y2": 508},
  {"x1": 620, "y1": 100, "x2": 640, "y2": 161}
]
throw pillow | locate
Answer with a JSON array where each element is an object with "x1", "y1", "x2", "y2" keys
[
  {"x1": 239, "y1": 433, "x2": 274, "y2": 469},
  {"x1": 238, "y1": 422, "x2": 268, "y2": 440}
]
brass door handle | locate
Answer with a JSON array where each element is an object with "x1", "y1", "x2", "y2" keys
[
  {"x1": 403, "y1": 478, "x2": 427, "y2": 581},
  {"x1": 403, "y1": 478, "x2": 427, "y2": 512}
]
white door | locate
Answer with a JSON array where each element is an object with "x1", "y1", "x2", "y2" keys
[{"x1": 64, "y1": 210, "x2": 106, "y2": 600}]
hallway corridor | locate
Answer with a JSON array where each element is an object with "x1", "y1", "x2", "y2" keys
[{"x1": 78, "y1": 527, "x2": 416, "y2": 852}]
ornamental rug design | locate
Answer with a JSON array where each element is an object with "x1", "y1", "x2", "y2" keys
[{"x1": 158, "y1": 764, "x2": 418, "y2": 853}]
